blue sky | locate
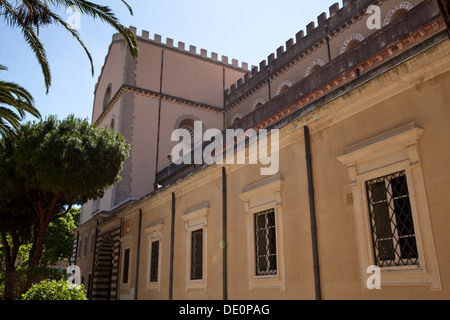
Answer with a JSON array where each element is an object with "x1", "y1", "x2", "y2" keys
[{"x1": 0, "y1": 0, "x2": 341, "y2": 123}]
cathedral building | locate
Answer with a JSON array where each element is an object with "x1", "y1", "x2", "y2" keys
[{"x1": 74, "y1": 0, "x2": 450, "y2": 300}]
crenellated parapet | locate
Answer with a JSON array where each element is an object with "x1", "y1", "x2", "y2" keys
[
  {"x1": 112, "y1": 27, "x2": 250, "y2": 72},
  {"x1": 223, "y1": 0, "x2": 384, "y2": 108}
]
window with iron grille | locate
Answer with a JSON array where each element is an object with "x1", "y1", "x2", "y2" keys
[
  {"x1": 254, "y1": 209, "x2": 277, "y2": 276},
  {"x1": 122, "y1": 248, "x2": 130, "y2": 284},
  {"x1": 191, "y1": 229, "x2": 203, "y2": 280},
  {"x1": 149, "y1": 240, "x2": 159, "y2": 283},
  {"x1": 366, "y1": 171, "x2": 419, "y2": 267}
]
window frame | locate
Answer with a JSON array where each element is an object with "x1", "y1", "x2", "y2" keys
[
  {"x1": 190, "y1": 228, "x2": 204, "y2": 281},
  {"x1": 254, "y1": 208, "x2": 278, "y2": 277},
  {"x1": 239, "y1": 173, "x2": 286, "y2": 291},
  {"x1": 150, "y1": 240, "x2": 160, "y2": 282},
  {"x1": 122, "y1": 248, "x2": 131, "y2": 285},
  {"x1": 365, "y1": 170, "x2": 419, "y2": 268},
  {"x1": 118, "y1": 233, "x2": 135, "y2": 291},
  {"x1": 182, "y1": 203, "x2": 209, "y2": 292},
  {"x1": 144, "y1": 221, "x2": 164, "y2": 291},
  {"x1": 338, "y1": 123, "x2": 441, "y2": 290}
]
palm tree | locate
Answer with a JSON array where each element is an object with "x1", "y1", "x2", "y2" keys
[
  {"x1": 0, "y1": 0, "x2": 138, "y2": 92},
  {"x1": 0, "y1": 65, "x2": 40, "y2": 137},
  {"x1": 0, "y1": 1, "x2": 138, "y2": 135}
]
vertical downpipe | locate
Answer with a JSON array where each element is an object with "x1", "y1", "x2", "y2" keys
[
  {"x1": 115, "y1": 218, "x2": 123, "y2": 300},
  {"x1": 154, "y1": 49, "x2": 165, "y2": 185},
  {"x1": 134, "y1": 209, "x2": 142, "y2": 300},
  {"x1": 89, "y1": 221, "x2": 98, "y2": 300},
  {"x1": 223, "y1": 67, "x2": 226, "y2": 131},
  {"x1": 304, "y1": 126, "x2": 321, "y2": 300},
  {"x1": 74, "y1": 231, "x2": 79, "y2": 267},
  {"x1": 267, "y1": 68, "x2": 272, "y2": 101},
  {"x1": 169, "y1": 192, "x2": 176, "y2": 300},
  {"x1": 325, "y1": 25, "x2": 332, "y2": 62},
  {"x1": 222, "y1": 167, "x2": 228, "y2": 300}
]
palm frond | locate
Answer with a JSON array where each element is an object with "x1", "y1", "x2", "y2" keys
[
  {"x1": 0, "y1": 79, "x2": 40, "y2": 137},
  {"x1": 0, "y1": 0, "x2": 138, "y2": 95},
  {"x1": 45, "y1": 0, "x2": 138, "y2": 58},
  {"x1": 0, "y1": 116, "x2": 14, "y2": 137},
  {"x1": 0, "y1": 0, "x2": 52, "y2": 92},
  {"x1": 48, "y1": 11, "x2": 95, "y2": 76},
  {"x1": 120, "y1": 0, "x2": 133, "y2": 15}
]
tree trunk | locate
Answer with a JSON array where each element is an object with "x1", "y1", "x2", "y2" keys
[
  {"x1": 28, "y1": 197, "x2": 72, "y2": 268},
  {"x1": 1, "y1": 232, "x2": 20, "y2": 300},
  {"x1": 3, "y1": 264, "x2": 17, "y2": 300},
  {"x1": 28, "y1": 224, "x2": 47, "y2": 268}
]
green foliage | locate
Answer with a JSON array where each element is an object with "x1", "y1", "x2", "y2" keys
[
  {"x1": 0, "y1": 65, "x2": 41, "y2": 137},
  {"x1": 0, "y1": 266, "x2": 62, "y2": 300},
  {"x1": 0, "y1": 114, "x2": 129, "y2": 272},
  {"x1": 41, "y1": 207, "x2": 80, "y2": 266},
  {"x1": 0, "y1": 114, "x2": 130, "y2": 214},
  {"x1": 22, "y1": 278, "x2": 86, "y2": 300}
]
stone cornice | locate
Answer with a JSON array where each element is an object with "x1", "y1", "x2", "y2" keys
[{"x1": 94, "y1": 84, "x2": 224, "y2": 127}]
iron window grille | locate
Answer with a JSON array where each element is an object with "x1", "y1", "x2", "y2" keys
[
  {"x1": 150, "y1": 240, "x2": 159, "y2": 283},
  {"x1": 366, "y1": 171, "x2": 419, "y2": 267},
  {"x1": 191, "y1": 229, "x2": 203, "y2": 280},
  {"x1": 122, "y1": 248, "x2": 130, "y2": 284},
  {"x1": 254, "y1": 208, "x2": 277, "y2": 276}
]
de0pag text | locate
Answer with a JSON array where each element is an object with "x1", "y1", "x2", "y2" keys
[{"x1": 179, "y1": 304, "x2": 270, "y2": 317}]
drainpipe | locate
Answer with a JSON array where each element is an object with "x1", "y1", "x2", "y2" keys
[
  {"x1": 134, "y1": 209, "x2": 142, "y2": 300},
  {"x1": 304, "y1": 126, "x2": 321, "y2": 300},
  {"x1": 154, "y1": 49, "x2": 165, "y2": 186},
  {"x1": 169, "y1": 192, "x2": 176, "y2": 300},
  {"x1": 74, "y1": 231, "x2": 79, "y2": 267},
  {"x1": 223, "y1": 67, "x2": 226, "y2": 131},
  {"x1": 222, "y1": 167, "x2": 228, "y2": 300},
  {"x1": 325, "y1": 25, "x2": 332, "y2": 62},
  {"x1": 89, "y1": 220, "x2": 98, "y2": 300},
  {"x1": 115, "y1": 218, "x2": 123, "y2": 300}
]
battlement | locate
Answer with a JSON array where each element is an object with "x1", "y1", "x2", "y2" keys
[
  {"x1": 224, "y1": 0, "x2": 379, "y2": 107},
  {"x1": 112, "y1": 27, "x2": 250, "y2": 72}
]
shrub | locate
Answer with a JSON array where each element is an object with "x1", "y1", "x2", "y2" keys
[
  {"x1": 22, "y1": 278, "x2": 87, "y2": 300},
  {"x1": 0, "y1": 266, "x2": 62, "y2": 300}
]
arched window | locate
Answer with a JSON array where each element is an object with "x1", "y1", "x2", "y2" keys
[
  {"x1": 231, "y1": 113, "x2": 242, "y2": 126},
  {"x1": 103, "y1": 83, "x2": 112, "y2": 111},
  {"x1": 252, "y1": 98, "x2": 266, "y2": 112},
  {"x1": 340, "y1": 33, "x2": 365, "y2": 54},
  {"x1": 305, "y1": 59, "x2": 325, "y2": 77},
  {"x1": 178, "y1": 119, "x2": 195, "y2": 141},
  {"x1": 383, "y1": 2, "x2": 414, "y2": 26},
  {"x1": 110, "y1": 116, "x2": 115, "y2": 131},
  {"x1": 276, "y1": 80, "x2": 292, "y2": 96}
]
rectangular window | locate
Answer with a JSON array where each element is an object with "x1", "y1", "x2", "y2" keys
[
  {"x1": 366, "y1": 171, "x2": 418, "y2": 267},
  {"x1": 149, "y1": 240, "x2": 159, "y2": 283},
  {"x1": 190, "y1": 229, "x2": 203, "y2": 280},
  {"x1": 122, "y1": 248, "x2": 130, "y2": 284},
  {"x1": 78, "y1": 239, "x2": 82, "y2": 258},
  {"x1": 83, "y1": 236, "x2": 88, "y2": 256},
  {"x1": 254, "y1": 208, "x2": 277, "y2": 276}
]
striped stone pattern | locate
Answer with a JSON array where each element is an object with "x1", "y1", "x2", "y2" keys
[{"x1": 91, "y1": 226, "x2": 121, "y2": 300}]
